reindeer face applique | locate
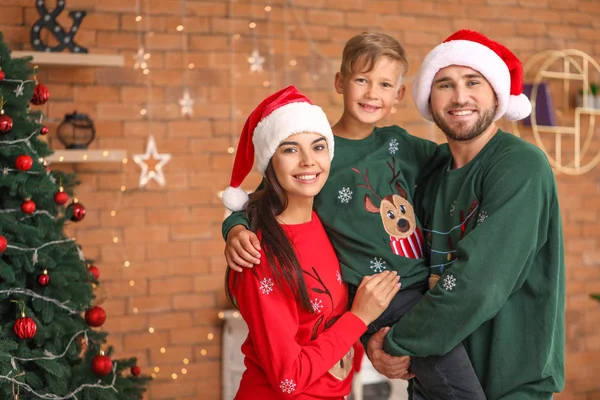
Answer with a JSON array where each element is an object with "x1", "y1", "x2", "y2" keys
[
  {"x1": 353, "y1": 166, "x2": 424, "y2": 259},
  {"x1": 367, "y1": 192, "x2": 416, "y2": 239}
]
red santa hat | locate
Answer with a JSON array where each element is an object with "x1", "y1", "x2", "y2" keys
[
  {"x1": 222, "y1": 85, "x2": 334, "y2": 212},
  {"x1": 413, "y1": 29, "x2": 532, "y2": 122}
]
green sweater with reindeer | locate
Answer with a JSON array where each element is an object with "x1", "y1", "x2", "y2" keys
[
  {"x1": 385, "y1": 130, "x2": 565, "y2": 399},
  {"x1": 222, "y1": 126, "x2": 440, "y2": 289}
]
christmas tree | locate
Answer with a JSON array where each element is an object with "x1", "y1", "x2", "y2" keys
[{"x1": 0, "y1": 32, "x2": 150, "y2": 399}]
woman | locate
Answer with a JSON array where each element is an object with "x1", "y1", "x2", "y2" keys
[{"x1": 223, "y1": 86, "x2": 400, "y2": 399}]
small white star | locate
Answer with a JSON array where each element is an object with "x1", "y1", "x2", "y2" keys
[
  {"x1": 77, "y1": 246, "x2": 86, "y2": 262},
  {"x1": 133, "y1": 135, "x2": 172, "y2": 188},
  {"x1": 133, "y1": 48, "x2": 150, "y2": 70},
  {"x1": 248, "y1": 49, "x2": 265, "y2": 72},
  {"x1": 178, "y1": 88, "x2": 194, "y2": 117}
]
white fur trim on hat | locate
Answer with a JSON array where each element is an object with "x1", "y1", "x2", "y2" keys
[
  {"x1": 252, "y1": 101, "x2": 334, "y2": 174},
  {"x1": 505, "y1": 93, "x2": 532, "y2": 121},
  {"x1": 222, "y1": 186, "x2": 250, "y2": 212},
  {"x1": 413, "y1": 39, "x2": 511, "y2": 122}
]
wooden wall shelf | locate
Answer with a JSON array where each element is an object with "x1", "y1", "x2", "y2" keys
[
  {"x1": 46, "y1": 150, "x2": 127, "y2": 163},
  {"x1": 12, "y1": 51, "x2": 124, "y2": 68}
]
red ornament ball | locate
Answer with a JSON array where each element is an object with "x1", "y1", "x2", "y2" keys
[
  {"x1": 38, "y1": 271, "x2": 50, "y2": 286},
  {"x1": 21, "y1": 199, "x2": 36, "y2": 215},
  {"x1": 0, "y1": 113, "x2": 13, "y2": 134},
  {"x1": 91, "y1": 354, "x2": 113, "y2": 377},
  {"x1": 31, "y1": 83, "x2": 50, "y2": 105},
  {"x1": 68, "y1": 202, "x2": 86, "y2": 222},
  {"x1": 0, "y1": 70, "x2": 5, "y2": 81},
  {"x1": 54, "y1": 190, "x2": 69, "y2": 205},
  {"x1": 85, "y1": 306, "x2": 106, "y2": 327},
  {"x1": 40, "y1": 126, "x2": 49, "y2": 135},
  {"x1": 88, "y1": 265, "x2": 100, "y2": 280},
  {"x1": 16, "y1": 155, "x2": 34, "y2": 171},
  {"x1": 14, "y1": 316, "x2": 37, "y2": 339},
  {"x1": 0, "y1": 235, "x2": 7, "y2": 253},
  {"x1": 131, "y1": 365, "x2": 141, "y2": 377}
]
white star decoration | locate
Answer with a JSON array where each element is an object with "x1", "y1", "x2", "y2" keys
[
  {"x1": 248, "y1": 49, "x2": 265, "y2": 72},
  {"x1": 133, "y1": 135, "x2": 172, "y2": 188},
  {"x1": 179, "y1": 88, "x2": 194, "y2": 117},
  {"x1": 77, "y1": 246, "x2": 86, "y2": 262},
  {"x1": 14, "y1": 83, "x2": 25, "y2": 97},
  {"x1": 133, "y1": 47, "x2": 150, "y2": 70}
]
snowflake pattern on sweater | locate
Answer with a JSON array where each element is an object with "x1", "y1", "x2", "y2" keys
[
  {"x1": 280, "y1": 379, "x2": 296, "y2": 394},
  {"x1": 259, "y1": 278, "x2": 274, "y2": 295},
  {"x1": 229, "y1": 212, "x2": 365, "y2": 399}
]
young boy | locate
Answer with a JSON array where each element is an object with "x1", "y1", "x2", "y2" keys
[{"x1": 222, "y1": 32, "x2": 485, "y2": 399}]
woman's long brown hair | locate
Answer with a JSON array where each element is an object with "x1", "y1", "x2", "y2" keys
[{"x1": 225, "y1": 161, "x2": 313, "y2": 312}]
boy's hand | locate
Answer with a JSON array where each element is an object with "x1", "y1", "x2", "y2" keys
[
  {"x1": 225, "y1": 225, "x2": 261, "y2": 272},
  {"x1": 367, "y1": 327, "x2": 415, "y2": 380}
]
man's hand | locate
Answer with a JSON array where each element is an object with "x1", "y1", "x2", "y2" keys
[
  {"x1": 367, "y1": 327, "x2": 415, "y2": 380},
  {"x1": 225, "y1": 225, "x2": 261, "y2": 272}
]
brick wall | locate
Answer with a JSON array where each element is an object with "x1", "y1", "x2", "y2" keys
[{"x1": 1, "y1": 0, "x2": 599, "y2": 398}]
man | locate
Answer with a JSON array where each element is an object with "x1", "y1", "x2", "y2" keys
[{"x1": 368, "y1": 29, "x2": 565, "y2": 399}]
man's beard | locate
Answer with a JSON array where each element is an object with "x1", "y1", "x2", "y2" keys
[{"x1": 432, "y1": 103, "x2": 496, "y2": 142}]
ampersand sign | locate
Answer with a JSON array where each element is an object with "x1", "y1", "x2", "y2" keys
[{"x1": 30, "y1": 0, "x2": 88, "y2": 53}]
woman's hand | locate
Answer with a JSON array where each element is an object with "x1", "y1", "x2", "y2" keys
[{"x1": 350, "y1": 271, "x2": 400, "y2": 326}]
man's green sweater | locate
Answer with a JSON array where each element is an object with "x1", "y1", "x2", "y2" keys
[{"x1": 385, "y1": 130, "x2": 566, "y2": 400}]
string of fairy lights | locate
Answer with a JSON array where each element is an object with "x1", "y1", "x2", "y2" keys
[{"x1": 42, "y1": 0, "x2": 341, "y2": 390}]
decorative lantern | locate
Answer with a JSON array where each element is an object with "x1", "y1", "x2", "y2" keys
[{"x1": 57, "y1": 111, "x2": 95, "y2": 149}]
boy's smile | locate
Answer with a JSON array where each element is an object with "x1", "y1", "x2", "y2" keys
[{"x1": 335, "y1": 56, "x2": 405, "y2": 129}]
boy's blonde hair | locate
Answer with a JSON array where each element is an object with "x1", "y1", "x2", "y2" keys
[{"x1": 340, "y1": 32, "x2": 408, "y2": 78}]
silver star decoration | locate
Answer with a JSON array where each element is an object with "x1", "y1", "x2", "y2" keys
[
  {"x1": 133, "y1": 135, "x2": 172, "y2": 188},
  {"x1": 248, "y1": 49, "x2": 265, "y2": 72},
  {"x1": 77, "y1": 246, "x2": 86, "y2": 262},
  {"x1": 133, "y1": 48, "x2": 150, "y2": 70},
  {"x1": 14, "y1": 83, "x2": 25, "y2": 97},
  {"x1": 178, "y1": 88, "x2": 194, "y2": 117}
]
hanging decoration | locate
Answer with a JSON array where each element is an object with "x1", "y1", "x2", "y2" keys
[
  {"x1": 0, "y1": 97, "x2": 13, "y2": 135},
  {"x1": 133, "y1": 135, "x2": 171, "y2": 188},
  {"x1": 37, "y1": 270, "x2": 50, "y2": 286},
  {"x1": 178, "y1": 88, "x2": 194, "y2": 117}
]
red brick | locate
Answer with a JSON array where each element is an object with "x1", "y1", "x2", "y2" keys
[
  {"x1": 124, "y1": 121, "x2": 168, "y2": 138},
  {"x1": 169, "y1": 259, "x2": 211, "y2": 276},
  {"x1": 103, "y1": 314, "x2": 148, "y2": 333},
  {"x1": 97, "y1": 32, "x2": 139, "y2": 50},
  {"x1": 146, "y1": 208, "x2": 190, "y2": 225},
  {"x1": 124, "y1": 331, "x2": 169, "y2": 351},
  {"x1": 172, "y1": 293, "x2": 215, "y2": 311},
  {"x1": 148, "y1": 311, "x2": 194, "y2": 330},
  {"x1": 170, "y1": 326, "x2": 214, "y2": 344},
  {"x1": 149, "y1": 345, "x2": 194, "y2": 364},
  {"x1": 0, "y1": 6, "x2": 24, "y2": 25},
  {"x1": 123, "y1": 225, "x2": 169, "y2": 244},
  {"x1": 128, "y1": 295, "x2": 172, "y2": 314},
  {"x1": 122, "y1": 261, "x2": 171, "y2": 279},
  {"x1": 100, "y1": 244, "x2": 146, "y2": 263},
  {"x1": 149, "y1": 276, "x2": 194, "y2": 295},
  {"x1": 102, "y1": 299, "x2": 127, "y2": 317},
  {"x1": 149, "y1": 381, "x2": 196, "y2": 399}
]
